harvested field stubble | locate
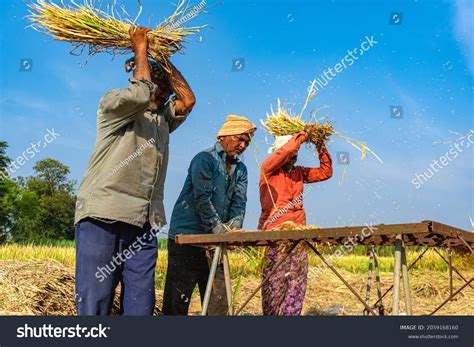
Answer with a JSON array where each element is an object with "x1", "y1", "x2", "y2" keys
[{"x1": 0, "y1": 251, "x2": 472, "y2": 316}]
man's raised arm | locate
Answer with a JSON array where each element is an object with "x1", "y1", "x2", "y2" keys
[{"x1": 166, "y1": 60, "x2": 195, "y2": 116}]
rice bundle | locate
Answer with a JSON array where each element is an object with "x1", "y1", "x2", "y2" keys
[
  {"x1": 27, "y1": 0, "x2": 206, "y2": 69},
  {"x1": 261, "y1": 99, "x2": 334, "y2": 150},
  {"x1": 261, "y1": 98, "x2": 383, "y2": 164}
]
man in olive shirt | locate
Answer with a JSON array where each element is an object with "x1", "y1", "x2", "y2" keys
[{"x1": 74, "y1": 27, "x2": 195, "y2": 315}]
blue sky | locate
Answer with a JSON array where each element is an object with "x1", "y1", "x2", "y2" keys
[{"x1": 0, "y1": 0, "x2": 472, "y2": 231}]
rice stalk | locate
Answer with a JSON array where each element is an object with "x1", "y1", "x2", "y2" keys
[
  {"x1": 26, "y1": 0, "x2": 207, "y2": 70},
  {"x1": 261, "y1": 98, "x2": 334, "y2": 150},
  {"x1": 261, "y1": 98, "x2": 382, "y2": 162}
]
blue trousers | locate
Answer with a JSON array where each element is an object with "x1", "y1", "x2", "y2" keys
[{"x1": 75, "y1": 218, "x2": 158, "y2": 315}]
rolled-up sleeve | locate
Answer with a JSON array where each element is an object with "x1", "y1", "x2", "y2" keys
[
  {"x1": 99, "y1": 77, "x2": 156, "y2": 132},
  {"x1": 303, "y1": 148, "x2": 333, "y2": 183},
  {"x1": 164, "y1": 97, "x2": 189, "y2": 134}
]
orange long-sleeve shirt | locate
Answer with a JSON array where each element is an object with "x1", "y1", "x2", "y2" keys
[{"x1": 258, "y1": 133, "x2": 333, "y2": 230}]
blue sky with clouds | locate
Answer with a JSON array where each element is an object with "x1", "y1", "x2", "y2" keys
[{"x1": 0, "y1": 0, "x2": 472, "y2": 230}]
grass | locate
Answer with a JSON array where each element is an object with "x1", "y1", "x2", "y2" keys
[
  {"x1": 1, "y1": 242, "x2": 472, "y2": 284},
  {"x1": 1, "y1": 243, "x2": 472, "y2": 315}
]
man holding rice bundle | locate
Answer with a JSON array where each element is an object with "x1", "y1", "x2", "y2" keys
[
  {"x1": 74, "y1": 26, "x2": 195, "y2": 315},
  {"x1": 259, "y1": 129, "x2": 333, "y2": 315},
  {"x1": 163, "y1": 115, "x2": 257, "y2": 315}
]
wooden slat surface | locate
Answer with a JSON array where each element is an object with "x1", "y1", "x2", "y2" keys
[{"x1": 175, "y1": 221, "x2": 474, "y2": 253}]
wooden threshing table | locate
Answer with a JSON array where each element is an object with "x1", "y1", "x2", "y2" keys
[{"x1": 175, "y1": 220, "x2": 474, "y2": 316}]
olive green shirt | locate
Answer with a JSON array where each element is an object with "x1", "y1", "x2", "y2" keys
[{"x1": 74, "y1": 77, "x2": 188, "y2": 228}]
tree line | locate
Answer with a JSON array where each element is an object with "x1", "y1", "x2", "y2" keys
[{"x1": 0, "y1": 141, "x2": 76, "y2": 243}]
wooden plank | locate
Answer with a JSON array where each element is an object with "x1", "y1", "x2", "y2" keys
[
  {"x1": 430, "y1": 221, "x2": 474, "y2": 243},
  {"x1": 175, "y1": 222, "x2": 431, "y2": 246},
  {"x1": 175, "y1": 221, "x2": 473, "y2": 252}
]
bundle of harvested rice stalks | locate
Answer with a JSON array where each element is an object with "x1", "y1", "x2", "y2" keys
[
  {"x1": 261, "y1": 99, "x2": 334, "y2": 150},
  {"x1": 261, "y1": 99, "x2": 382, "y2": 163},
  {"x1": 27, "y1": 0, "x2": 207, "y2": 70}
]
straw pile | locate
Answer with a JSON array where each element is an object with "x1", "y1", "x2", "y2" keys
[
  {"x1": 27, "y1": 0, "x2": 206, "y2": 69},
  {"x1": 0, "y1": 260, "x2": 77, "y2": 315},
  {"x1": 0, "y1": 260, "x2": 162, "y2": 315}
]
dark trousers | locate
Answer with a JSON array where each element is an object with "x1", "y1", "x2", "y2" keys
[
  {"x1": 75, "y1": 218, "x2": 158, "y2": 315},
  {"x1": 162, "y1": 239, "x2": 228, "y2": 315}
]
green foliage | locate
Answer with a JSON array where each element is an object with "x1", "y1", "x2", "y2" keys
[
  {"x1": 0, "y1": 179, "x2": 16, "y2": 242},
  {"x1": 7, "y1": 188, "x2": 42, "y2": 242},
  {"x1": 0, "y1": 143, "x2": 76, "y2": 244},
  {"x1": 0, "y1": 141, "x2": 12, "y2": 242},
  {"x1": 37, "y1": 192, "x2": 76, "y2": 240},
  {"x1": 31, "y1": 158, "x2": 76, "y2": 195},
  {"x1": 0, "y1": 141, "x2": 11, "y2": 173}
]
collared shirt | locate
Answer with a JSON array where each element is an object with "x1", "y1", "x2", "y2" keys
[
  {"x1": 168, "y1": 142, "x2": 248, "y2": 238},
  {"x1": 75, "y1": 77, "x2": 188, "y2": 228},
  {"x1": 258, "y1": 133, "x2": 333, "y2": 230}
]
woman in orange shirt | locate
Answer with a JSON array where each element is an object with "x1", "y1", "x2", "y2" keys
[{"x1": 259, "y1": 131, "x2": 333, "y2": 315}]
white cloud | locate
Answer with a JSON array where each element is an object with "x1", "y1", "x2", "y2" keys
[{"x1": 454, "y1": 0, "x2": 474, "y2": 74}]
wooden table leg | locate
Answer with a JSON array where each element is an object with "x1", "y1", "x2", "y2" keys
[
  {"x1": 447, "y1": 248, "x2": 453, "y2": 300},
  {"x1": 373, "y1": 248, "x2": 385, "y2": 315},
  {"x1": 201, "y1": 245, "x2": 222, "y2": 316},
  {"x1": 392, "y1": 234, "x2": 402, "y2": 315},
  {"x1": 372, "y1": 247, "x2": 428, "y2": 309},
  {"x1": 222, "y1": 246, "x2": 233, "y2": 315},
  {"x1": 401, "y1": 244, "x2": 413, "y2": 315},
  {"x1": 364, "y1": 247, "x2": 374, "y2": 315}
]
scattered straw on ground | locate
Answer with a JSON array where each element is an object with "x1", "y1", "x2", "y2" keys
[
  {"x1": 1, "y1": 260, "x2": 471, "y2": 316},
  {"x1": 0, "y1": 260, "x2": 161, "y2": 315}
]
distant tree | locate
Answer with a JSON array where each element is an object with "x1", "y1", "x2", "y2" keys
[
  {"x1": 5, "y1": 157, "x2": 77, "y2": 242},
  {"x1": 0, "y1": 141, "x2": 10, "y2": 174},
  {"x1": 0, "y1": 141, "x2": 12, "y2": 242},
  {"x1": 38, "y1": 192, "x2": 76, "y2": 240},
  {"x1": 7, "y1": 186, "x2": 42, "y2": 242},
  {"x1": 29, "y1": 158, "x2": 75, "y2": 196}
]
